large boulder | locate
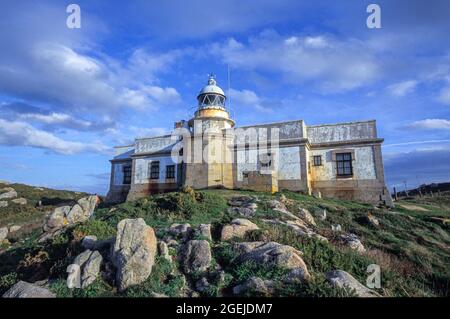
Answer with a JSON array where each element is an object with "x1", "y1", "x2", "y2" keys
[
  {"x1": 221, "y1": 219, "x2": 259, "y2": 241},
  {"x1": 326, "y1": 270, "x2": 380, "y2": 297},
  {"x1": 232, "y1": 242, "x2": 310, "y2": 281},
  {"x1": 2, "y1": 281, "x2": 55, "y2": 298},
  {"x1": 112, "y1": 218, "x2": 157, "y2": 291},
  {"x1": 181, "y1": 240, "x2": 212, "y2": 274},
  {"x1": 233, "y1": 277, "x2": 275, "y2": 296}
]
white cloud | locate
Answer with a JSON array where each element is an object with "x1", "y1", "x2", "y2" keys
[
  {"x1": 387, "y1": 80, "x2": 418, "y2": 96},
  {"x1": 229, "y1": 88, "x2": 273, "y2": 113},
  {"x1": 0, "y1": 119, "x2": 110, "y2": 155},
  {"x1": 437, "y1": 86, "x2": 450, "y2": 105},
  {"x1": 404, "y1": 119, "x2": 450, "y2": 131},
  {"x1": 212, "y1": 33, "x2": 380, "y2": 93}
]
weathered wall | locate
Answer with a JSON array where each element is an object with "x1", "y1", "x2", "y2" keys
[
  {"x1": 310, "y1": 146, "x2": 376, "y2": 181},
  {"x1": 307, "y1": 121, "x2": 376, "y2": 144},
  {"x1": 135, "y1": 135, "x2": 178, "y2": 154}
]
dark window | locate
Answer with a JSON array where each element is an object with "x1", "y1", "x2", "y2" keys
[
  {"x1": 242, "y1": 172, "x2": 249, "y2": 179},
  {"x1": 123, "y1": 165, "x2": 132, "y2": 184},
  {"x1": 166, "y1": 165, "x2": 175, "y2": 179},
  {"x1": 149, "y1": 161, "x2": 160, "y2": 179},
  {"x1": 313, "y1": 155, "x2": 322, "y2": 166},
  {"x1": 336, "y1": 153, "x2": 353, "y2": 176}
]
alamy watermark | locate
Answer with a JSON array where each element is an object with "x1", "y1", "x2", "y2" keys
[{"x1": 66, "y1": 4, "x2": 81, "y2": 29}]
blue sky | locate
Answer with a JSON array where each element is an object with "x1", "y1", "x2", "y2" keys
[{"x1": 0, "y1": 0, "x2": 449, "y2": 194}]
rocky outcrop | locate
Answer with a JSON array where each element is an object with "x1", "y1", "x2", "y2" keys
[
  {"x1": 112, "y1": 218, "x2": 157, "y2": 291},
  {"x1": 181, "y1": 240, "x2": 212, "y2": 274},
  {"x1": 233, "y1": 277, "x2": 275, "y2": 296},
  {"x1": 232, "y1": 242, "x2": 310, "y2": 281},
  {"x1": 366, "y1": 214, "x2": 380, "y2": 227},
  {"x1": 0, "y1": 187, "x2": 17, "y2": 200},
  {"x1": 9, "y1": 225, "x2": 21, "y2": 233},
  {"x1": 228, "y1": 196, "x2": 258, "y2": 217},
  {"x1": 298, "y1": 208, "x2": 316, "y2": 226},
  {"x1": 220, "y1": 219, "x2": 259, "y2": 241},
  {"x1": 42, "y1": 195, "x2": 99, "y2": 235},
  {"x1": 262, "y1": 219, "x2": 328, "y2": 242},
  {"x1": 326, "y1": 270, "x2": 380, "y2": 297},
  {"x1": 0, "y1": 201, "x2": 7, "y2": 208},
  {"x1": 2, "y1": 281, "x2": 55, "y2": 298},
  {"x1": 73, "y1": 250, "x2": 103, "y2": 288}
]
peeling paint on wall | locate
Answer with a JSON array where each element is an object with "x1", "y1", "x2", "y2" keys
[{"x1": 307, "y1": 121, "x2": 376, "y2": 144}]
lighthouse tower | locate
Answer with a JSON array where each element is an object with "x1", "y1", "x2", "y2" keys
[{"x1": 185, "y1": 74, "x2": 235, "y2": 189}]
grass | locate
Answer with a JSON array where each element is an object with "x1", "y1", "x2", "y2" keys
[{"x1": 1, "y1": 186, "x2": 449, "y2": 297}]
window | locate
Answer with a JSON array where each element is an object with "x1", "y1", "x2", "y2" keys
[
  {"x1": 149, "y1": 161, "x2": 160, "y2": 179},
  {"x1": 336, "y1": 153, "x2": 353, "y2": 176},
  {"x1": 313, "y1": 155, "x2": 322, "y2": 166},
  {"x1": 166, "y1": 165, "x2": 175, "y2": 179},
  {"x1": 260, "y1": 152, "x2": 272, "y2": 168},
  {"x1": 123, "y1": 165, "x2": 132, "y2": 184}
]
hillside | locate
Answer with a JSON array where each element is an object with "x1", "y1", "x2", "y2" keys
[{"x1": 0, "y1": 183, "x2": 449, "y2": 297}]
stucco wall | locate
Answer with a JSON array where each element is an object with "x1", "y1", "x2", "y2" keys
[
  {"x1": 310, "y1": 146, "x2": 376, "y2": 181},
  {"x1": 135, "y1": 136, "x2": 178, "y2": 154},
  {"x1": 113, "y1": 163, "x2": 127, "y2": 185}
]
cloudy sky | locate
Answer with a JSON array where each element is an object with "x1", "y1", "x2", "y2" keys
[{"x1": 0, "y1": 0, "x2": 449, "y2": 194}]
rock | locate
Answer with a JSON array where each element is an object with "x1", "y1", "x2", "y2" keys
[
  {"x1": 66, "y1": 204, "x2": 85, "y2": 224},
  {"x1": 34, "y1": 187, "x2": 44, "y2": 191},
  {"x1": 233, "y1": 277, "x2": 275, "y2": 296},
  {"x1": 112, "y1": 218, "x2": 157, "y2": 291},
  {"x1": 67, "y1": 264, "x2": 81, "y2": 288},
  {"x1": 312, "y1": 191, "x2": 322, "y2": 199},
  {"x1": 72, "y1": 249, "x2": 103, "y2": 288},
  {"x1": 9, "y1": 225, "x2": 21, "y2": 233},
  {"x1": 331, "y1": 224, "x2": 342, "y2": 232},
  {"x1": 232, "y1": 242, "x2": 310, "y2": 280},
  {"x1": 262, "y1": 219, "x2": 327, "y2": 242},
  {"x1": 314, "y1": 209, "x2": 327, "y2": 221},
  {"x1": 81, "y1": 235, "x2": 98, "y2": 250},
  {"x1": 0, "y1": 227, "x2": 8, "y2": 241},
  {"x1": 284, "y1": 267, "x2": 311, "y2": 284},
  {"x1": 0, "y1": 189, "x2": 17, "y2": 200},
  {"x1": 298, "y1": 208, "x2": 316, "y2": 226},
  {"x1": 341, "y1": 233, "x2": 366, "y2": 253},
  {"x1": 43, "y1": 206, "x2": 70, "y2": 232},
  {"x1": 169, "y1": 223, "x2": 192, "y2": 239},
  {"x1": 195, "y1": 277, "x2": 210, "y2": 292},
  {"x1": 11, "y1": 198, "x2": 27, "y2": 205},
  {"x1": 195, "y1": 224, "x2": 212, "y2": 241},
  {"x1": 326, "y1": 270, "x2": 380, "y2": 297},
  {"x1": 221, "y1": 218, "x2": 259, "y2": 241},
  {"x1": 77, "y1": 195, "x2": 98, "y2": 219},
  {"x1": 158, "y1": 241, "x2": 171, "y2": 262},
  {"x1": 0, "y1": 201, "x2": 7, "y2": 208},
  {"x1": 228, "y1": 196, "x2": 258, "y2": 217},
  {"x1": 2, "y1": 281, "x2": 56, "y2": 298},
  {"x1": 181, "y1": 240, "x2": 212, "y2": 274},
  {"x1": 267, "y1": 200, "x2": 301, "y2": 220},
  {"x1": 366, "y1": 214, "x2": 380, "y2": 227}
]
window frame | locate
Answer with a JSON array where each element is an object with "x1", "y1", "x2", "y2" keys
[
  {"x1": 122, "y1": 165, "x2": 132, "y2": 185},
  {"x1": 335, "y1": 152, "x2": 353, "y2": 177},
  {"x1": 149, "y1": 161, "x2": 160, "y2": 180},
  {"x1": 313, "y1": 155, "x2": 322, "y2": 166},
  {"x1": 165, "y1": 164, "x2": 175, "y2": 179}
]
